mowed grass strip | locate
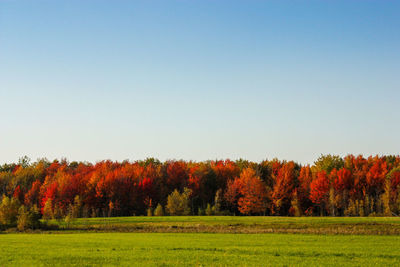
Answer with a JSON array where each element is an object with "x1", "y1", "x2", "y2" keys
[
  {"x1": 1, "y1": 233, "x2": 399, "y2": 266},
  {"x1": 52, "y1": 216, "x2": 400, "y2": 235}
]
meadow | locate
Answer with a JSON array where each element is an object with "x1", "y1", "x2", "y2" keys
[
  {"x1": 52, "y1": 216, "x2": 400, "y2": 235},
  {"x1": 1, "y1": 216, "x2": 400, "y2": 266},
  {"x1": 1, "y1": 232, "x2": 400, "y2": 266}
]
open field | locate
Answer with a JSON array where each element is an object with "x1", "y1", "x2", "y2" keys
[
  {"x1": 47, "y1": 216, "x2": 400, "y2": 235},
  {"x1": 1, "y1": 232, "x2": 400, "y2": 266},
  {"x1": 2, "y1": 217, "x2": 400, "y2": 266}
]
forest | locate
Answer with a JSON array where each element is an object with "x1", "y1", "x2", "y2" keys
[{"x1": 1, "y1": 154, "x2": 400, "y2": 230}]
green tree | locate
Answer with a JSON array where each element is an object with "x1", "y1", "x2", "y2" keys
[
  {"x1": 383, "y1": 177, "x2": 391, "y2": 216},
  {"x1": 154, "y1": 204, "x2": 164, "y2": 216},
  {"x1": 197, "y1": 207, "x2": 205, "y2": 216},
  {"x1": 212, "y1": 189, "x2": 222, "y2": 215},
  {"x1": 42, "y1": 198, "x2": 54, "y2": 221},
  {"x1": 64, "y1": 203, "x2": 76, "y2": 229},
  {"x1": 166, "y1": 188, "x2": 191, "y2": 215},
  {"x1": 17, "y1": 205, "x2": 32, "y2": 231},
  {"x1": 205, "y1": 203, "x2": 213, "y2": 216},
  {"x1": 0, "y1": 195, "x2": 20, "y2": 226},
  {"x1": 72, "y1": 195, "x2": 82, "y2": 218},
  {"x1": 53, "y1": 203, "x2": 63, "y2": 220},
  {"x1": 18, "y1": 156, "x2": 31, "y2": 168},
  {"x1": 28, "y1": 205, "x2": 41, "y2": 229},
  {"x1": 290, "y1": 190, "x2": 301, "y2": 217},
  {"x1": 314, "y1": 155, "x2": 344, "y2": 174}
]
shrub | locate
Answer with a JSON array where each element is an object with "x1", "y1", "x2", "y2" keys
[
  {"x1": 64, "y1": 214, "x2": 72, "y2": 229},
  {"x1": 17, "y1": 205, "x2": 41, "y2": 231},
  {"x1": 205, "y1": 204, "x2": 213, "y2": 216},
  {"x1": 147, "y1": 207, "x2": 153, "y2": 216},
  {"x1": 197, "y1": 207, "x2": 205, "y2": 216},
  {"x1": 154, "y1": 204, "x2": 164, "y2": 216}
]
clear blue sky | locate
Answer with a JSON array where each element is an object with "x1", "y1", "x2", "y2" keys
[{"x1": 0, "y1": 0, "x2": 399, "y2": 164}]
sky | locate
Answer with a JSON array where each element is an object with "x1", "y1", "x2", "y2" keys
[{"x1": 0, "y1": 0, "x2": 399, "y2": 165}]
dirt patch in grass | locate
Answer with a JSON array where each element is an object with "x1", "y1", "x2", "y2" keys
[{"x1": 37, "y1": 222, "x2": 400, "y2": 235}]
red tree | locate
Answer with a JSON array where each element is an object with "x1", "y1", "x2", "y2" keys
[
  {"x1": 271, "y1": 162, "x2": 296, "y2": 215},
  {"x1": 237, "y1": 168, "x2": 267, "y2": 215},
  {"x1": 224, "y1": 178, "x2": 241, "y2": 212},
  {"x1": 310, "y1": 171, "x2": 330, "y2": 215},
  {"x1": 25, "y1": 180, "x2": 42, "y2": 207}
]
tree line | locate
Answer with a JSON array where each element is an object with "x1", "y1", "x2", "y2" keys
[{"x1": 1, "y1": 155, "x2": 400, "y2": 229}]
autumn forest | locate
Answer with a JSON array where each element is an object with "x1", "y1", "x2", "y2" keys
[{"x1": 0, "y1": 154, "x2": 399, "y2": 224}]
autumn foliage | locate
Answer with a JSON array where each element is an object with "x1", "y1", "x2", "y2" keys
[
  {"x1": 0, "y1": 155, "x2": 400, "y2": 218},
  {"x1": 235, "y1": 168, "x2": 267, "y2": 215}
]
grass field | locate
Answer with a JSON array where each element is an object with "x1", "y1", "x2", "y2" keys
[
  {"x1": 1, "y1": 232, "x2": 400, "y2": 266},
  {"x1": 1, "y1": 216, "x2": 400, "y2": 266},
  {"x1": 51, "y1": 216, "x2": 400, "y2": 235}
]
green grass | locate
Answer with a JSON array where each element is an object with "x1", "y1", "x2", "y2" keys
[
  {"x1": 1, "y1": 232, "x2": 400, "y2": 266},
  {"x1": 51, "y1": 216, "x2": 400, "y2": 235},
  {"x1": 2, "y1": 217, "x2": 400, "y2": 266}
]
